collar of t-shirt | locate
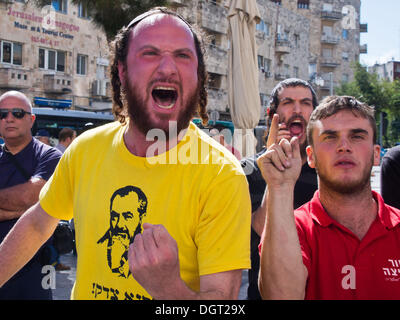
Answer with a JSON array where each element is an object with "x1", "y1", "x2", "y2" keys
[{"x1": 308, "y1": 190, "x2": 400, "y2": 231}]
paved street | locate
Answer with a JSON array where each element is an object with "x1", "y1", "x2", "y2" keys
[
  {"x1": 52, "y1": 252, "x2": 76, "y2": 300},
  {"x1": 51, "y1": 252, "x2": 248, "y2": 300}
]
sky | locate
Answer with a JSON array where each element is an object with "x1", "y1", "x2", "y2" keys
[{"x1": 360, "y1": 0, "x2": 400, "y2": 66}]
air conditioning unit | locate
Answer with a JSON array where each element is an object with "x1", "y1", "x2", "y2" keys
[{"x1": 92, "y1": 79, "x2": 107, "y2": 96}]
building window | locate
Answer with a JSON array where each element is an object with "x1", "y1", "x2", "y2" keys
[
  {"x1": 342, "y1": 29, "x2": 348, "y2": 40},
  {"x1": 1, "y1": 41, "x2": 22, "y2": 65},
  {"x1": 78, "y1": 2, "x2": 90, "y2": 18},
  {"x1": 298, "y1": 0, "x2": 309, "y2": 9},
  {"x1": 284, "y1": 64, "x2": 290, "y2": 77},
  {"x1": 264, "y1": 58, "x2": 271, "y2": 73},
  {"x1": 257, "y1": 55, "x2": 264, "y2": 70},
  {"x1": 39, "y1": 48, "x2": 65, "y2": 72},
  {"x1": 322, "y1": 47, "x2": 333, "y2": 58},
  {"x1": 322, "y1": 3, "x2": 333, "y2": 12},
  {"x1": 294, "y1": 34, "x2": 300, "y2": 47},
  {"x1": 294, "y1": 66, "x2": 299, "y2": 78},
  {"x1": 52, "y1": 0, "x2": 67, "y2": 13},
  {"x1": 309, "y1": 63, "x2": 317, "y2": 79},
  {"x1": 260, "y1": 93, "x2": 269, "y2": 104},
  {"x1": 256, "y1": 20, "x2": 270, "y2": 36},
  {"x1": 258, "y1": 56, "x2": 271, "y2": 73},
  {"x1": 77, "y1": 54, "x2": 87, "y2": 75},
  {"x1": 270, "y1": 0, "x2": 282, "y2": 6}
]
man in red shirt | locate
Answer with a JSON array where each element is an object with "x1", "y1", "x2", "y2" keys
[{"x1": 258, "y1": 95, "x2": 400, "y2": 299}]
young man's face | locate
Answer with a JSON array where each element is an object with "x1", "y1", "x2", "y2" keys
[
  {"x1": 306, "y1": 109, "x2": 380, "y2": 194},
  {"x1": 118, "y1": 14, "x2": 199, "y2": 136},
  {"x1": 275, "y1": 86, "x2": 314, "y2": 150}
]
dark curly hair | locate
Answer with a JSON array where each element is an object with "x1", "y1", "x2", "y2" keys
[{"x1": 109, "y1": 7, "x2": 209, "y2": 126}]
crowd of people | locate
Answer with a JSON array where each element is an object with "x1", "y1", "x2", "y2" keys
[{"x1": 0, "y1": 7, "x2": 399, "y2": 300}]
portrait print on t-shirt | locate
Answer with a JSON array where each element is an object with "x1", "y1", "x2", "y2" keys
[{"x1": 97, "y1": 185, "x2": 148, "y2": 278}]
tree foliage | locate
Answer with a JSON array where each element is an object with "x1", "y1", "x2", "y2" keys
[
  {"x1": 30, "y1": 0, "x2": 168, "y2": 40},
  {"x1": 336, "y1": 62, "x2": 400, "y2": 147}
]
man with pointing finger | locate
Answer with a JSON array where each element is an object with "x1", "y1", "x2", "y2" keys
[
  {"x1": 258, "y1": 96, "x2": 400, "y2": 299},
  {"x1": 0, "y1": 8, "x2": 251, "y2": 300},
  {"x1": 241, "y1": 78, "x2": 318, "y2": 299}
]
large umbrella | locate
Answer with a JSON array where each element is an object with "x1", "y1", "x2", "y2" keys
[{"x1": 227, "y1": 0, "x2": 261, "y2": 158}]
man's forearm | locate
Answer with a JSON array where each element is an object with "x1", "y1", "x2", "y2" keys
[
  {"x1": 0, "y1": 203, "x2": 59, "y2": 288},
  {"x1": 150, "y1": 270, "x2": 242, "y2": 300},
  {"x1": 258, "y1": 186, "x2": 307, "y2": 300},
  {"x1": 0, "y1": 178, "x2": 45, "y2": 211},
  {"x1": 251, "y1": 188, "x2": 267, "y2": 236},
  {"x1": 0, "y1": 208, "x2": 24, "y2": 222}
]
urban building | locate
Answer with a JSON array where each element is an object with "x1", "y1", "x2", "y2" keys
[
  {"x1": 369, "y1": 60, "x2": 400, "y2": 82},
  {"x1": 173, "y1": 0, "x2": 310, "y2": 122},
  {"x1": 276, "y1": 0, "x2": 368, "y2": 99},
  {"x1": 0, "y1": 0, "x2": 111, "y2": 111},
  {"x1": 174, "y1": 0, "x2": 367, "y2": 124},
  {"x1": 0, "y1": 0, "x2": 368, "y2": 125}
]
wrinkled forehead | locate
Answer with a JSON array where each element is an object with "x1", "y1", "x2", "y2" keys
[
  {"x1": 130, "y1": 13, "x2": 195, "y2": 45},
  {"x1": 278, "y1": 86, "x2": 313, "y2": 102},
  {"x1": 0, "y1": 92, "x2": 32, "y2": 112}
]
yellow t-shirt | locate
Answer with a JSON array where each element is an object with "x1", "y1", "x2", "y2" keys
[{"x1": 39, "y1": 121, "x2": 251, "y2": 300}]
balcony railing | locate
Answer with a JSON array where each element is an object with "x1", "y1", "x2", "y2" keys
[
  {"x1": 275, "y1": 39, "x2": 291, "y2": 54},
  {"x1": 206, "y1": 87, "x2": 228, "y2": 112},
  {"x1": 360, "y1": 23, "x2": 368, "y2": 33},
  {"x1": 206, "y1": 44, "x2": 228, "y2": 75},
  {"x1": 275, "y1": 73, "x2": 290, "y2": 81},
  {"x1": 320, "y1": 58, "x2": 340, "y2": 68},
  {"x1": 0, "y1": 67, "x2": 31, "y2": 89},
  {"x1": 321, "y1": 34, "x2": 340, "y2": 44},
  {"x1": 43, "y1": 73, "x2": 72, "y2": 93},
  {"x1": 321, "y1": 10, "x2": 342, "y2": 20},
  {"x1": 200, "y1": 0, "x2": 228, "y2": 34},
  {"x1": 360, "y1": 44, "x2": 368, "y2": 54}
]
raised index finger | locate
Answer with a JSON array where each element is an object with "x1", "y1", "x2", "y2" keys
[{"x1": 266, "y1": 113, "x2": 280, "y2": 149}]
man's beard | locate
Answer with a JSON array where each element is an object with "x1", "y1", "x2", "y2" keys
[
  {"x1": 123, "y1": 76, "x2": 200, "y2": 138},
  {"x1": 315, "y1": 154, "x2": 374, "y2": 195}
]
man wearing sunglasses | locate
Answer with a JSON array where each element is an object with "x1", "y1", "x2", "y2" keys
[{"x1": 0, "y1": 90, "x2": 62, "y2": 300}]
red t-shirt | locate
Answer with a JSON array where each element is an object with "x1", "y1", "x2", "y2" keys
[{"x1": 295, "y1": 191, "x2": 400, "y2": 299}]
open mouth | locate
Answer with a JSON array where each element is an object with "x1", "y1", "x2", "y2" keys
[
  {"x1": 152, "y1": 86, "x2": 178, "y2": 109},
  {"x1": 334, "y1": 160, "x2": 356, "y2": 168},
  {"x1": 288, "y1": 119, "x2": 304, "y2": 137}
]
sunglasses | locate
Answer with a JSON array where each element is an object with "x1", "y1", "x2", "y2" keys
[{"x1": 0, "y1": 108, "x2": 32, "y2": 120}]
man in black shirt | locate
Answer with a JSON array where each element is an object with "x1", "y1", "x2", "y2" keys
[
  {"x1": 241, "y1": 78, "x2": 318, "y2": 300},
  {"x1": 381, "y1": 145, "x2": 400, "y2": 209}
]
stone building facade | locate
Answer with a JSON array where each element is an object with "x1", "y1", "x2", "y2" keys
[
  {"x1": 0, "y1": 0, "x2": 111, "y2": 111},
  {"x1": 369, "y1": 60, "x2": 400, "y2": 82},
  {"x1": 276, "y1": 0, "x2": 367, "y2": 99},
  {"x1": 0, "y1": 0, "x2": 367, "y2": 124},
  {"x1": 172, "y1": 0, "x2": 310, "y2": 122},
  {"x1": 173, "y1": 0, "x2": 367, "y2": 124}
]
